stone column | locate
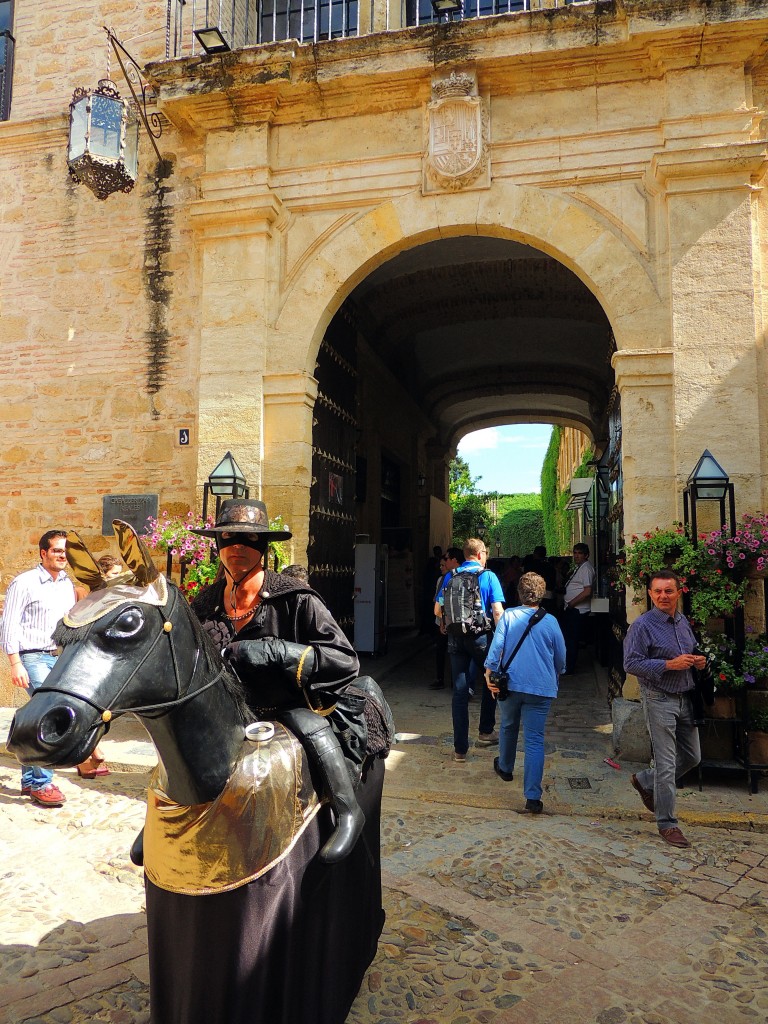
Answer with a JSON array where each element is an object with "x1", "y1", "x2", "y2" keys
[
  {"x1": 611, "y1": 348, "x2": 676, "y2": 544},
  {"x1": 262, "y1": 372, "x2": 319, "y2": 564},
  {"x1": 189, "y1": 125, "x2": 283, "y2": 508}
]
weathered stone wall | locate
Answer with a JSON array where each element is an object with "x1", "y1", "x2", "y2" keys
[
  {"x1": 2, "y1": 1, "x2": 768, "y2": 710},
  {"x1": 0, "y1": 3, "x2": 204, "y2": 584}
]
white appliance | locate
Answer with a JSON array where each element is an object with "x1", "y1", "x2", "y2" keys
[{"x1": 353, "y1": 543, "x2": 388, "y2": 655}]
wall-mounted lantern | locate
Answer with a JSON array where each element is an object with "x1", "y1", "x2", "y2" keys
[
  {"x1": 68, "y1": 78, "x2": 139, "y2": 200},
  {"x1": 67, "y1": 27, "x2": 163, "y2": 201},
  {"x1": 683, "y1": 449, "x2": 735, "y2": 544},
  {"x1": 202, "y1": 451, "x2": 249, "y2": 522}
]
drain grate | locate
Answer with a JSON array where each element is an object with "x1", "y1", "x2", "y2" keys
[{"x1": 567, "y1": 777, "x2": 592, "y2": 790}]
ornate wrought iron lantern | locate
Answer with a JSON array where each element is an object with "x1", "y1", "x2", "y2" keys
[{"x1": 68, "y1": 78, "x2": 139, "y2": 200}]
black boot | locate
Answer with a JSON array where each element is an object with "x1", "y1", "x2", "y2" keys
[
  {"x1": 281, "y1": 707, "x2": 365, "y2": 864},
  {"x1": 130, "y1": 827, "x2": 144, "y2": 866}
]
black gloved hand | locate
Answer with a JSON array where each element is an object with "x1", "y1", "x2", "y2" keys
[{"x1": 223, "y1": 638, "x2": 315, "y2": 688}]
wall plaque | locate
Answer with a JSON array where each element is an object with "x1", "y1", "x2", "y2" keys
[{"x1": 102, "y1": 494, "x2": 159, "y2": 537}]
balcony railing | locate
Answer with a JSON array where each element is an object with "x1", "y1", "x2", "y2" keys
[{"x1": 166, "y1": 0, "x2": 547, "y2": 57}]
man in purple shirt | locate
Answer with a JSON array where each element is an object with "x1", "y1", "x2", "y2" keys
[
  {"x1": 623, "y1": 569, "x2": 706, "y2": 848},
  {"x1": 1, "y1": 530, "x2": 75, "y2": 807}
]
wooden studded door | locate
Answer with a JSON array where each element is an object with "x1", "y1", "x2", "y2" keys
[{"x1": 308, "y1": 307, "x2": 358, "y2": 637}]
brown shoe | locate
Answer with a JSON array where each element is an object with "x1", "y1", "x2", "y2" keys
[
  {"x1": 28, "y1": 784, "x2": 66, "y2": 808},
  {"x1": 659, "y1": 826, "x2": 690, "y2": 849},
  {"x1": 631, "y1": 774, "x2": 655, "y2": 813}
]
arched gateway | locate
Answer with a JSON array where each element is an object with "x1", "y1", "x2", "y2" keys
[{"x1": 262, "y1": 184, "x2": 672, "y2": 580}]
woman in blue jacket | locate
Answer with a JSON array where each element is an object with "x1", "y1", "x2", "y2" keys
[{"x1": 484, "y1": 572, "x2": 566, "y2": 813}]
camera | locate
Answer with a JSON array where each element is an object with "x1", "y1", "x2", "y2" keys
[{"x1": 489, "y1": 670, "x2": 509, "y2": 701}]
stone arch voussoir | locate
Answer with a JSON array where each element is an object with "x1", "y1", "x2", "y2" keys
[{"x1": 273, "y1": 184, "x2": 663, "y2": 375}]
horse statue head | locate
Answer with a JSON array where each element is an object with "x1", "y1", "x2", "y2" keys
[{"x1": 7, "y1": 520, "x2": 250, "y2": 805}]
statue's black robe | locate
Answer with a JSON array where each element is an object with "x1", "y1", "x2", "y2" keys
[{"x1": 145, "y1": 571, "x2": 386, "y2": 1024}]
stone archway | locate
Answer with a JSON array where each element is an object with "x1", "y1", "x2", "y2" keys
[
  {"x1": 271, "y1": 184, "x2": 665, "y2": 373},
  {"x1": 263, "y1": 182, "x2": 673, "y2": 556}
]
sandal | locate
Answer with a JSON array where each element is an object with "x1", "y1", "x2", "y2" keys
[{"x1": 77, "y1": 757, "x2": 111, "y2": 779}]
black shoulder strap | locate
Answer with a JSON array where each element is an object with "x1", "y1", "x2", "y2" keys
[{"x1": 499, "y1": 607, "x2": 547, "y2": 674}]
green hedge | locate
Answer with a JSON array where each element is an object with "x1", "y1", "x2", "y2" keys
[{"x1": 451, "y1": 492, "x2": 544, "y2": 556}]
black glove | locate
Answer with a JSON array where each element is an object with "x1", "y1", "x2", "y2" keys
[{"x1": 224, "y1": 638, "x2": 316, "y2": 690}]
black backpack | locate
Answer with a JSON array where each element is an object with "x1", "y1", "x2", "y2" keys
[{"x1": 442, "y1": 569, "x2": 491, "y2": 636}]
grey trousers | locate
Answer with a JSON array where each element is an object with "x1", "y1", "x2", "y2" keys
[{"x1": 637, "y1": 687, "x2": 701, "y2": 832}]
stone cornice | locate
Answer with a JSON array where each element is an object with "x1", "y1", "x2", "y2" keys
[
  {"x1": 0, "y1": 113, "x2": 68, "y2": 155},
  {"x1": 612, "y1": 348, "x2": 674, "y2": 384},
  {"x1": 189, "y1": 176, "x2": 284, "y2": 237},
  {"x1": 648, "y1": 142, "x2": 768, "y2": 191},
  {"x1": 146, "y1": 1, "x2": 768, "y2": 131},
  {"x1": 262, "y1": 372, "x2": 319, "y2": 408}
]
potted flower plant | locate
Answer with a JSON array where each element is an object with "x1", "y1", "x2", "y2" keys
[
  {"x1": 697, "y1": 632, "x2": 741, "y2": 718},
  {"x1": 145, "y1": 511, "x2": 218, "y2": 601},
  {"x1": 615, "y1": 525, "x2": 693, "y2": 594},
  {"x1": 703, "y1": 513, "x2": 768, "y2": 579},
  {"x1": 616, "y1": 525, "x2": 748, "y2": 627}
]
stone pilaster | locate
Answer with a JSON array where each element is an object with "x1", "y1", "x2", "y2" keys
[
  {"x1": 611, "y1": 348, "x2": 676, "y2": 542},
  {"x1": 262, "y1": 372, "x2": 319, "y2": 563},
  {"x1": 189, "y1": 126, "x2": 284, "y2": 505}
]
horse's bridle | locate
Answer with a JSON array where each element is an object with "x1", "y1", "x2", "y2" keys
[{"x1": 34, "y1": 585, "x2": 227, "y2": 729}]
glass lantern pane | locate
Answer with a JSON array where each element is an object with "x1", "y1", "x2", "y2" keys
[
  {"x1": 124, "y1": 115, "x2": 139, "y2": 179},
  {"x1": 68, "y1": 96, "x2": 88, "y2": 161},
  {"x1": 90, "y1": 93, "x2": 124, "y2": 159}
]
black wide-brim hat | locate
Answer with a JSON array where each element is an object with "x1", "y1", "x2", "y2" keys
[{"x1": 190, "y1": 499, "x2": 292, "y2": 541}]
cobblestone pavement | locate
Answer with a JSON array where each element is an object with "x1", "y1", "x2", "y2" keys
[{"x1": 1, "y1": 637, "x2": 767, "y2": 1023}]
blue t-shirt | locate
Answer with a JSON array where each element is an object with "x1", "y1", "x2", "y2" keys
[{"x1": 436, "y1": 560, "x2": 505, "y2": 615}]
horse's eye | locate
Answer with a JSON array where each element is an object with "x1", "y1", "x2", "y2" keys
[{"x1": 105, "y1": 607, "x2": 144, "y2": 639}]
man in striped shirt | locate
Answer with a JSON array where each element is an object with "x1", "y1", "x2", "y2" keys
[
  {"x1": 1, "y1": 530, "x2": 75, "y2": 807},
  {"x1": 623, "y1": 568, "x2": 706, "y2": 849}
]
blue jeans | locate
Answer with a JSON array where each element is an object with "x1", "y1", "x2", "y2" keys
[
  {"x1": 20, "y1": 652, "x2": 57, "y2": 791},
  {"x1": 449, "y1": 632, "x2": 496, "y2": 755},
  {"x1": 498, "y1": 691, "x2": 552, "y2": 801},
  {"x1": 637, "y1": 687, "x2": 700, "y2": 832}
]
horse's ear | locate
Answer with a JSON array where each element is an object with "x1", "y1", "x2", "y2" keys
[
  {"x1": 112, "y1": 520, "x2": 160, "y2": 586},
  {"x1": 66, "y1": 532, "x2": 104, "y2": 591}
]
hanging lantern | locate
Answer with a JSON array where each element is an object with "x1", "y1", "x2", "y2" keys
[{"x1": 67, "y1": 78, "x2": 139, "y2": 201}]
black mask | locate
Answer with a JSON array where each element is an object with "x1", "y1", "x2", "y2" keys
[{"x1": 217, "y1": 533, "x2": 267, "y2": 554}]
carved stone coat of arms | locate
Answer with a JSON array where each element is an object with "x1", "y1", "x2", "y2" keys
[{"x1": 423, "y1": 71, "x2": 490, "y2": 194}]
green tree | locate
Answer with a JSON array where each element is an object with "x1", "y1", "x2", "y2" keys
[
  {"x1": 451, "y1": 493, "x2": 488, "y2": 545},
  {"x1": 449, "y1": 455, "x2": 481, "y2": 504}
]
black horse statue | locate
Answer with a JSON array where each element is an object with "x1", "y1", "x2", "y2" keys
[{"x1": 7, "y1": 522, "x2": 393, "y2": 1024}]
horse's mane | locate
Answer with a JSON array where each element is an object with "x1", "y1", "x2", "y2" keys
[{"x1": 52, "y1": 619, "x2": 93, "y2": 647}]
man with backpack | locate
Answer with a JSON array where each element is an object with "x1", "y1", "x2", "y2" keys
[{"x1": 437, "y1": 538, "x2": 505, "y2": 762}]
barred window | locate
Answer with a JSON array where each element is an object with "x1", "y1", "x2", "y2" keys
[{"x1": 0, "y1": 0, "x2": 14, "y2": 122}]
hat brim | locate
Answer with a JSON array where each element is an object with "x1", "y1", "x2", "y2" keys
[{"x1": 190, "y1": 526, "x2": 292, "y2": 541}]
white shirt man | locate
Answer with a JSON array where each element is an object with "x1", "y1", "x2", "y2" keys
[
  {"x1": 1, "y1": 531, "x2": 75, "y2": 807},
  {"x1": 561, "y1": 543, "x2": 595, "y2": 675}
]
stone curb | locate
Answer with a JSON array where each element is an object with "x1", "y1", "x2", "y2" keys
[{"x1": 383, "y1": 790, "x2": 768, "y2": 833}]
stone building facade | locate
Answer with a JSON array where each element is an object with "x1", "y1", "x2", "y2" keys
[{"x1": 1, "y1": 1, "x2": 767, "y2": 681}]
